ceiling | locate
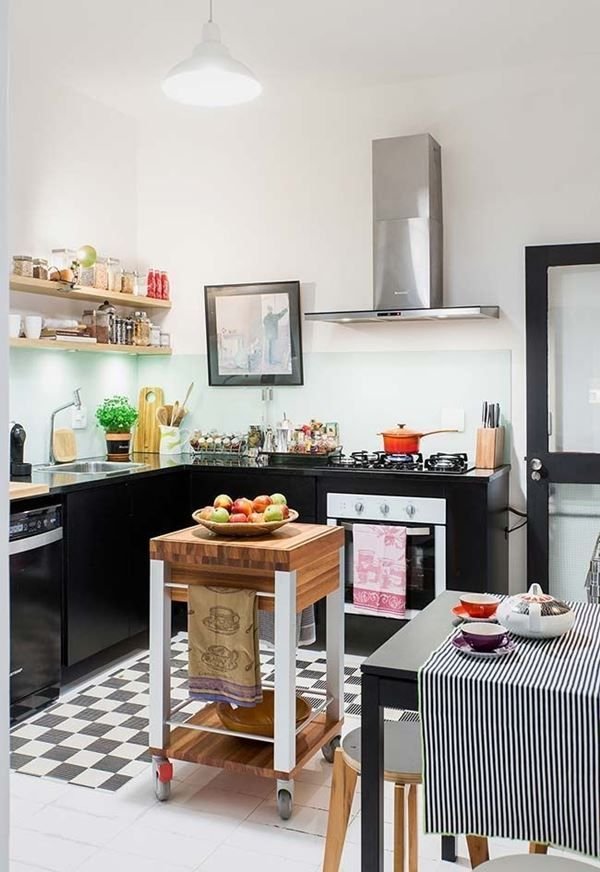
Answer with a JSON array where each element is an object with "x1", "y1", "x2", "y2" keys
[{"x1": 11, "y1": 0, "x2": 600, "y2": 116}]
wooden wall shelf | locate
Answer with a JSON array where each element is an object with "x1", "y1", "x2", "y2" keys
[
  {"x1": 10, "y1": 338, "x2": 172, "y2": 356},
  {"x1": 9, "y1": 275, "x2": 172, "y2": 310}
]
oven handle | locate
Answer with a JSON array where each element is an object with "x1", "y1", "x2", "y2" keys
[
  {"x1": 337, "y1": 521, "x2": 431, "y2": 536},
  {"x1": 9, "y1": 528, "x2": 63, "y2": 556}
]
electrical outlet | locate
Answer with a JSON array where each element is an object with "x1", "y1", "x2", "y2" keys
[
  {"x1": 442, "y1": 408, "x2": 465, "y2": 432},
  {"x1": 72, "y1": 406, "x2": 88, "y2": 430}
]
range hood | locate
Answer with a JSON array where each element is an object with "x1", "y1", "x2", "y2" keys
[{"x1": 305, "y1": 134, "x2": 499, "y2": 323}]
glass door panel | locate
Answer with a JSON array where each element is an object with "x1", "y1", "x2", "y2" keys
[
  {"x1": 548, "y1": 264, "x2": 600, "y2": 453},
  {"x1": 548, "y1": 483, "x2": 600, "y2": 601}
]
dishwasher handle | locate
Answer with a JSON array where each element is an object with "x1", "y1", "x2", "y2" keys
[{"x1": 9, "y1": 527, "x2": 63, "y2": 556}]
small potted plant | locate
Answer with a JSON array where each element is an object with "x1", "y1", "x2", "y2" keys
[{"x1": 95, "y1": 395, "x2": 138, "y2": 460}]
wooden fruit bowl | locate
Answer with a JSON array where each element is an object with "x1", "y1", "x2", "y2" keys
[
  {"x1": 217, "y1": 690, "x2": 311, "y2": 737},
  {"x1": 192, "y1": 508, "x2": 298, "y2": 537}
]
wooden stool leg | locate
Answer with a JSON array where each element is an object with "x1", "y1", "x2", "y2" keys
[
  {"x1": 323, "y1": 749, "x2": 358, "y2": 872},
  {"x1": 407, "y1": 784, "x2": 418, "y2": 872},
  {"x1": 393, "y1": 784, "x2": 405, "y2": 872},
  {"x1": 530, "y1": 843, "x2": 549, "y2": 854},
  {"x1": 466, "y1": 836, "x2": 489, "y2": 869}
]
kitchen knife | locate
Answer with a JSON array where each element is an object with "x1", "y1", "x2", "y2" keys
[{"x1": 482, "y1": 401, "x2": 488, "y2": 428}]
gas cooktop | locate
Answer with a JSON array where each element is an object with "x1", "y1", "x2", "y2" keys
[{"x1": 329, "y1": 451, "x2": 471, "y2": 474}]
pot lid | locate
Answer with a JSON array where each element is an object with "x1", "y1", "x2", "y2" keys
[{"x1": 380, "y1": 424, "x2": 421, "y2": 438}]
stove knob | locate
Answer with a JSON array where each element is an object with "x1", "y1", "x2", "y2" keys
[
  {"x1": 405, "y1": 504, "x2": 416, "y2": 517},
  {"x1": 380, "y1": 503, "x2": 390, "y2": 515},
  {"x1": 354, "y1": 501, "x2": 364, "y2": 514}
]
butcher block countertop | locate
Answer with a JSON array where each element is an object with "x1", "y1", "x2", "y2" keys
[{"x1": 10, "y1": 481, "x2": 50, "y2": 501}]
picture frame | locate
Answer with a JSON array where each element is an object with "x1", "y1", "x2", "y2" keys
[{"x1": 204, "y1": 281, "x2": 304, "y2": 386}]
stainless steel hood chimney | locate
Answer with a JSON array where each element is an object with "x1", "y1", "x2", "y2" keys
[{"x1": 305, "y1": 134, "x2": 499, "y2": 323}]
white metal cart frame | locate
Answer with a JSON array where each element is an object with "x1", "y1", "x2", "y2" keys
[{"x1": 148, "y1": 534, "x2": 345, "y2": 819}]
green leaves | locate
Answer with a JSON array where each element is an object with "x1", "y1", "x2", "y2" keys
[{"x1": 95, "y1": 395, "x2": 138, "y2": 433}]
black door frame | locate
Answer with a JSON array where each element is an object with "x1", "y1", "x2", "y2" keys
[{"x1": 526, "y1": 242, "x2": 600, "y2": 582}]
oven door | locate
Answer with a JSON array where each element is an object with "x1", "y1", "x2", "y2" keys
[{"x1": 334, "y1": 519, "x2": 445, "y2": 619}]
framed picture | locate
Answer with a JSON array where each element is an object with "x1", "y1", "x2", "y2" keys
[{"x1": 204, "y1": 281, "x2": 304, "y2": 386}]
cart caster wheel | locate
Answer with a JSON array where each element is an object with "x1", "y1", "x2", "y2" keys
[
  {"x1": 277, "y1": 788, "x2": 293, "y2": 820},
  {"x1": 152, "y1": 758, "x2": 173, "y2": 802},
  {"x1": 322, "y1": 736, "x2": 341, "y2": 764}
]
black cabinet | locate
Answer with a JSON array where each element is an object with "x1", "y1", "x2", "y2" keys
[
  {"x1": 64, "y1": 484, "x2": 132, "y2": 666},
  {"x1": 191, "y1": 469, "x2": 317, "y2": 521},
  {"x1": 64, "y1": 471, "x2": 190, "y2": 668}
]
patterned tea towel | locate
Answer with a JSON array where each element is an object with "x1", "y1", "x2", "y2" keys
[
  {"x1": 188, "y1": 586, "x2": 262, "y2": 707},
  {"x1": 353, "y1": 524, "x2": 407, "y2": 617}
]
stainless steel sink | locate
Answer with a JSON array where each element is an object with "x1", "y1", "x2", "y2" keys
[{"x1": 36, "y1": 461, "x2": 147, "y2": 475}]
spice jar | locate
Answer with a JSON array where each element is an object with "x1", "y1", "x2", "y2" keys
[
  {"x1": 160, "y1": 332, "x2": 171, "y2": 348},
  {"x1": 79, "y1": 265, "x2": 94, "y2": 287},
  {"x1": 12, "y1": 256, "x2": 33, "y2": 277},
  {"x1": 93, "y1": 257, "x2": 108, "y2": 290},
  {"x1": 125, "y1": 318, "x2": 134, "y2": 345},
  {"x1": 150, "y1": 324, "x2": 161, "y2": 346},
  {"x1": 32, "y1": 258, "x2": 49, "y2": 280},
  {"x1": 121, "y1": 270, "x2": 136, "y2": 295},
  {"x1": 107, "y1": 258, "x2": 121, "y2": 292}
]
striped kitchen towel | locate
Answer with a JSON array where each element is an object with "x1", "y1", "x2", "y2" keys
[{"x1": 419, "y1": 601, "x2": 600, "y2": 858}]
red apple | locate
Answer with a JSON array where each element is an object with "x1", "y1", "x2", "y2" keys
[
  {"x1": 281, "y1": 504, "x2": 290, "y2": 519},
  {"x1": 252, "y1": 494, "x2": 272, "y2": 513},
  {"x1": 230, "y1": 513, "x2": 249, "y2": 524},
  {"x1": 214, "y1": 494, "x2": 233, "y2": 510},
  {"x1": 248, "y1": 512, "x2": 264, "y2": 524},
  {"x1": 197, "y1": 506, "x2": 214, "y2": 521},
  {"x1": 232, "y1": 497, "x2": 253, "y2": 517}
]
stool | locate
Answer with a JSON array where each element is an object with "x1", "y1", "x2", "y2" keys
[
  {"x1": 468, "y1": 839, "x2": 553, "y2": 868},
  {"x1": 322, "y1": 720, "x2": 422, "y2": 872},
  {"x1": 477, "y1": 856, "x2": 596, "y2": 872}
]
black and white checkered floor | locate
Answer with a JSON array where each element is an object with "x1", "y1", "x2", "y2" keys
[{"x1": 10, "y1": 634, "x2": 413, "y2": 792}]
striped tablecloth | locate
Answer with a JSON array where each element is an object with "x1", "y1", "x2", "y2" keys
[{"x1": 419, "y1": 601, "x2": 600, "y2": 857}]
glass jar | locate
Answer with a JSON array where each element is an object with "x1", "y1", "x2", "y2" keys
[
  {"x1": 12, "y1": 256, "x2": 33, "y2": 277},
  {"x1": 32, "y1": 258, "x2": 49, "y2": 280},
  {"x1": 79, "y1": 265, "x2": 94, "y2": 287},
  {"x1": 150, "y1": 324, "x2": 161, "y2": 346},
  {"x1": 121, "y1": 270, "x2": 136, "y2": 295},
  {"x1": 93, "y1": 257, "x2": 108, "y2": 290},
  {"x1": 51, "y1": 248, "x2": 77, "y2": 272},
  {"x1": 133, "y1": 311, "x2": 150, "y2": 346},
  {"x1": 82, "y1": 309, "x2": 97, "y2": 339},
  {"x1": 95, "y1": 310, "x2": 110, "y2": 344},
  {"x1": 125, "y1": 318, "x2": 134, "y2": 345},
  {"x1": 107, "y1": 258, "x2": 121, "y2": 293},
  {"x1": 159, "y1": 331, "x2": 171, "y2": 348}
]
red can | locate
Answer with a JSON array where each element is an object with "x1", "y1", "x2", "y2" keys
[{"x1": 160, "y1": 270, "x2": 170, "y2": 301}]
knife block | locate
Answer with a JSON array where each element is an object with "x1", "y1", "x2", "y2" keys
[{"x1": 475, "y1": 427, "x2": 505, "y2": 469}]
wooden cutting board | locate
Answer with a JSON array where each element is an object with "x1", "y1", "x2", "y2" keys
[
  {"x1": 10, "y1": 482, "x2": 50, "y2": 500},
  {"x1": 132, "y1": 386, "x2": 165, "y2": 454},
  {"x1": 53, "y1": 428, "x2": 77, "y2": 463}
]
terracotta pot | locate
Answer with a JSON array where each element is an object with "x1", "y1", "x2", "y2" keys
[
  {"x1": 106, "y1": 432, "x2": 131, "y2": 461},
  {"x1": 378, "y1": 424, "x2": 458, "y2": 454}
]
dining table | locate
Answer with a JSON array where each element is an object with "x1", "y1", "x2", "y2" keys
[
  {"x1": 361, "y1": 590, "x2": 461, "y2": 871},
  {"x1": 361, "y1": 589, "x2": 600, "y2": 872}
]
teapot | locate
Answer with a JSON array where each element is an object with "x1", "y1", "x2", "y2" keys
[{"x1": 497, "y1": 583, "x2": 575, "y2": 639}]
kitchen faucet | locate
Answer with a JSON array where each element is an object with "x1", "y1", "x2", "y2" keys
[{"x1": 49, "y1": 389, "x2": 82, "y2": 464}]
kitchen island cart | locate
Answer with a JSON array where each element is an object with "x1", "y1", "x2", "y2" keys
[{"x1": 148, "y1": 522, "x2": 345, "y2": 818}]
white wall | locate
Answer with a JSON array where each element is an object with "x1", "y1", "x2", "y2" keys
[{"x1": 8, "y1": 60, "x2": 141, "y2": 463}]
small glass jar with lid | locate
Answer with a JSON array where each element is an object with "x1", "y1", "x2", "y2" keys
[
  {"x1": 133, "y1": 311, "x2": 150, "y2": 346},
  {"x1": 107, "y1": 258, "x2": 121, "y2": 293},
  {"x1": 93, "y1": 257, "x2": 108, "y2": 290},
  {"x1": 51, "y1": 248, "x2": 77, "y2": 272},
  {"x1": 150, "y1": 323, "x2": 161, "y2": 346},
  {"x1": 95, "y1": 310, "x2": 110, "y2": 344},
  {"x1": 32, "y1": 258, "x2": 49, "y2": 280},
  {"x1": 82, "y1": 309, "x2": 97, "y2": 339},
  {"x1": 78, "y1": 264, "x2": 94, "y2": 287},
  {"x1": 121, "y1": 270, "x2": 136, "y2": 295},
  {"x1": 12, "y1": 255, "x2": 33, "y2": 277}
]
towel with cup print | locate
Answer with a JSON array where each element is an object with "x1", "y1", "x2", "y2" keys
[
  {"x1": 353, "y1": 524, "x2": 406, "y2": 617},
  {"x1": 188, "y1": 586, "x2": 262, "y2": 707},
  {"x1": 419, "y1": 600, "x2": 600, "y2": 857}
]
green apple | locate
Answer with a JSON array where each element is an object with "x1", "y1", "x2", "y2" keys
[
  {"x1": 263, "y1": 504, "x2": 284, "y2": 522},
  {"x1": 76, "y1": 244, "x2": 97, "y2": 268},
  {"x1": 211, "y1": 507, "x2": 230, "y2": 523},
  {"x1": 270, "y1": 493, "x2": 287, "y2": 505}
]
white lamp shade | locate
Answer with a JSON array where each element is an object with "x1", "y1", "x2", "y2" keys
[{"x1": 162, "y1": 20, "x2": 262, "y2": 107}]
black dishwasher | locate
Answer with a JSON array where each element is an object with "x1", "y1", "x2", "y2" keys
[{"x1": 9, "y1": 504, "x2": 63, "y2": 724}]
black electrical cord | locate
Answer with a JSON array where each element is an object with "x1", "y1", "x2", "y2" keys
[{"x1": 505, "y1": 506, "x2": 528, "y2": 536}]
